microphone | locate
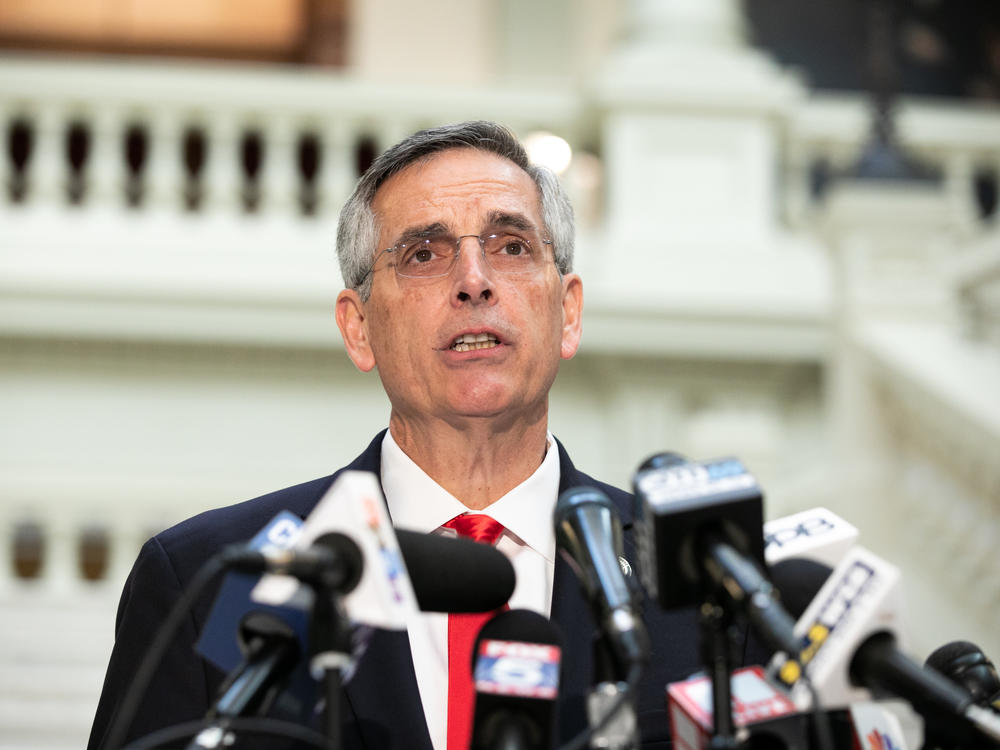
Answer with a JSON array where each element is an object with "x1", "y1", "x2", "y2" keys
[
  {"x1": 394, "y1": 528, "x2": 515, "y2": 614},
  {"x1": 232, "y1": 529, "x2": 515, "y2": 614},
  {"x1": 471, "y1": 609, "x2": 562, "y2": 750},
  {"x1": 554, "y1": 486, "x2": 649, "y2": 675},
  {"x1": 632, "y1": 452, "x2": 800, "y2": 656},
  {"x1": 226, "y1": 531, "x2": 365, "y2": 593},
  {"x1": 768, "y1": 547, "x2": 1000, "y2": 745},
  {"x1": 924, "y1": 641, "x2": 1000, "y2": 749},
  {"x1": 926, "y1": 641, "x2": 1000, "y2": 712}
]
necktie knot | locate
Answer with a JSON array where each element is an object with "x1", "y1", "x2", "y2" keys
[{"x1": 442, "y1": 513, "x2": 505, "y2": 546}]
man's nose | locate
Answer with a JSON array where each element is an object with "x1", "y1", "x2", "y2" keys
[{"x1": 451, "y1": 236, "x2": 495, "y2": 305}]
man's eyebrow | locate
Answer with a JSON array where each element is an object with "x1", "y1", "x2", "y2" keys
[
  {"x1": 392, "y1": 222, "x2": 448, "y2": 246},
  {"x1": 484, "y1": 211, "x2": 535, "y2": 232}
]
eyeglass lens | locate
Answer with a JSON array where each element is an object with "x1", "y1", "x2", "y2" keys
[{"x1": 393, "y1": 233, "x2": 544, "y2": 278}]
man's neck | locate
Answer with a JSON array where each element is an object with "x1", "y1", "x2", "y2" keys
[{"x1": 387, "y1": 413, "x2": 550, "y2": 511}]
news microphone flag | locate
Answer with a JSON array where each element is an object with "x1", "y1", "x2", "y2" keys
[
  {"x1": 769, "y1": 545, "x2": 907, "y2": 709},
  {"x1": 848, "y1": 702, "x2": 910, "y2": 750},
  {"x1": 195, "y1": 511, "x2": 316, "y2": 722},
  {"x1": 667, "y1": 666, "x2": 807, "y2": 750},
  {"x1": 763, "y1": 506, "x2": 859, "y2": 569},
  {"x1": 196, "y1": 511, "x2": 306, "y2": 673},
  {"x1": 252, "y1": 470, "x2": 419, "y2": 630},
  {"x1": 474, "y1": 640, "x2": 561, "y2": 700}
]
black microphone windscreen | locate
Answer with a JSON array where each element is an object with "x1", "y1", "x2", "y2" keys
[
  {"x1": 637, "y1": 451, "x2": 689, "y2": 473},
  {"x1": 768, "y1": 557, "x2": 834, "y2": 620},
  {"x1": 926, "y1": 640, "x2": 1000, "y2": 707},
  {"x1": 396, "y1": 529, "x2": 515, "y2": 613},
  {"x1": 554, "y1": 485, "x2": 614, "y2": 524}
]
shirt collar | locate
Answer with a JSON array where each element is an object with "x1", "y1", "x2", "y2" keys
[{"x1": 379, "y1": 429, "x2": 560, "y2": 563}]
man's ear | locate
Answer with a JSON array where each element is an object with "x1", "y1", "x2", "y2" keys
[
  {"x1": 335, "y1": 289, "x2": 376, "y2": 372},
  {"x1": 560, "y1": 273, "x2": 583, "y2": 360}
]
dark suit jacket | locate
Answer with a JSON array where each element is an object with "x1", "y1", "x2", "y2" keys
[{"x1": 89, "y1": 432, "x2": 762, "y2": 750}]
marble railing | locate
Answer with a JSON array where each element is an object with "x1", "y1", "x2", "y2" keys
[{"x1": 0, "y1": 55, "x2": 585, "y2": 222}]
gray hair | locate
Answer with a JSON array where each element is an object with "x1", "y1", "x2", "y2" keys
[{"x1": 336, "y1": 121, "x2": 575, "y2": 300}]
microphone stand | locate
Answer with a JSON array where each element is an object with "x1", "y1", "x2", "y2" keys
[
  {"x1": 308, "y1": 578, "x2": 354, "y2": 750},
  {"x1": 698, "y1": 600, "x2": 742, "y2": 750},
  {"x1": 184, "y1": 614, "x2": 300, "y2": 750},
  {"x1": 587, "y1": 634, "x2": 639, "y2": 750}
]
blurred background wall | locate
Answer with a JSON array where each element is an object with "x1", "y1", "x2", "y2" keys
[{"x1": 0, "y1": 1, "x2": 998, "y2": 748}]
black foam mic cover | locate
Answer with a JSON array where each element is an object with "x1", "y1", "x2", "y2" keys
[
  {"x1": 926, "y1": 640, "x2": 1000, "y2": 709},
  {"x1": 768, "y1": 557, "x2": 834, "y2": 620},
  {"x1": 396, "y1": 529, "x2": 515, "y2": 613}
]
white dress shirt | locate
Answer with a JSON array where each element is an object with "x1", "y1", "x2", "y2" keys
[{"x1": 379, "y1": 429, "x2": 560, "y2": 750}]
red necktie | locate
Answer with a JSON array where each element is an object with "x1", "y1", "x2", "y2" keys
[{"x1": 441, "y1": 514, "x2": 508, "y2": 750}]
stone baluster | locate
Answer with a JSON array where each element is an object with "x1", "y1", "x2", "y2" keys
[
  {"x1": 144, "y1": 109, "x2": 186, "y2": 215},
  {"x1": 87, "y1": 106, "x2": 123, "y2": 212},
  {"x1": 27, "y1": 104, "x2": 64, "y2": 210},
  {"x1": 201, "y1": 112, "x2": 242, "y2": 219},
  {"x1": 319, "y1": 118, "x2": 358, "y2": 219},
  {"x1": 263, "y1": 114, "x2": 297, "y2": 220}
]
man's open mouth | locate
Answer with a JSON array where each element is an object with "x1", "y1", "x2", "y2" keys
[{"x1": 451, "y1": 333, "x2": 499, "y2": 352}]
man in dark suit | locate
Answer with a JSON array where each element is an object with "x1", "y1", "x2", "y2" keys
[{"x1": 89, "y1": 121, "x2": 757, "y2": 750}]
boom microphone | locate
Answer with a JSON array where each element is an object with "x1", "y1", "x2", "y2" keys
[
  {"x1": 471, "y1": 609, "x2": 562, "y2": 750},
  {"x1": 554, "y1": 486, "x2": 649, "y2": 675}
]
